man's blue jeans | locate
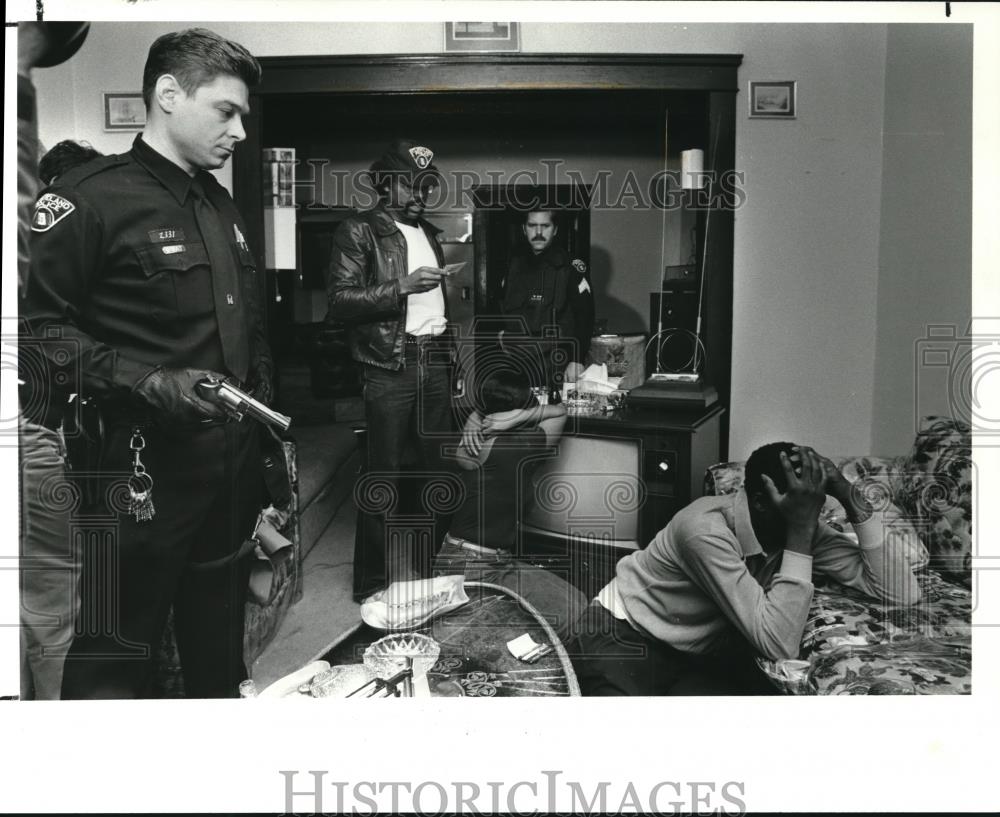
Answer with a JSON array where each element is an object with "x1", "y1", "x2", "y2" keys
[
  {"x1": 19, "y1": 418, "x2": 77, "y2": 700},
  {"x1": 353, "y1": 339, "x2": 454, "y2": 602}
]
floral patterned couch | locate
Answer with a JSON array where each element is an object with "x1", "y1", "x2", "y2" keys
[{"x1": 703, "y1": 416, "x2": 972, "y2": 695}]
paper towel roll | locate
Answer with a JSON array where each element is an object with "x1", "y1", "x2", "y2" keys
[{"x1": 681, "y1": 149, "x2": 705, "y2": 190}]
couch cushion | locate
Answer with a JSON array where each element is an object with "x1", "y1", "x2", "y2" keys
[
  {"x1": 757, "y1": 569, "x2": 971, "y2": 694},
  {"x1": 704, "y1": 461, "x2": 745, "y2": 496},
  {"x1": 826, "y1": 455, "x2": 929, "y2": 570},
  {"x1": 897, "y1": 416, "x2": 972, "y2": 583},
  {"x1": 806, "y1": 639, "x2": 971, "y2": 695}
]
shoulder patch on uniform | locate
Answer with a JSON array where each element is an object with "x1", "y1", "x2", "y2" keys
[
  {"x1": 56, "y1": 153, "x2": 128, "y2": 188},
  {"x1": 578, "y1": 278, "x2": 591, "y2": 295},
  {"x1": 572, "y1": 258, "x2": 588, "y2": 274},
  {"x1": 31, "y1": 193, "x2": 76, "y2": 232}
]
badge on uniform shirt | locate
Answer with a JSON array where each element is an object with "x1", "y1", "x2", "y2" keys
[
  {"x1": 31, "y1": 193, "x2": 75, "y2": 232},
  {"x1": 233, "y1": 224, "x2": 249, "y2": 252},
  {"x1": 408, "y1": 146, "x2": 434, "y2": 169},
  {"x1": 572, "y1": 259, "x2": 591, "y2": 294},
  {"x1": 161, "y1": 244, "x2": 186, "y2": 255},
  {"x1": 148, "y1": 228, "x2": 185, "y2": 243}
]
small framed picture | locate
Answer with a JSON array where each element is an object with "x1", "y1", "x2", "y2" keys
[
  {"x1": 748, "y1": 81, "x2": 797, "y2": 119},
  {"x1": 444, "y1": 22, "x2": 520, "y2": 53},
  {"x1": 103, "y1": 93, "x2": 146, "y2": 131}
]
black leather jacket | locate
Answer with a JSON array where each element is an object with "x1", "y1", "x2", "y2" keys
[{"x1": 325, "y1": 205, "x2": 448, "y2": 370}]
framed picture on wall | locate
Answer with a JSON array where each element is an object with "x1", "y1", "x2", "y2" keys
[
  {"x1": 103, "y1": 93, "x2": 146, "y2": 131},
  {"x1": 748, "y1": 81, "x2": 797, "y2": 119},
  {"x1": 444, "y1": 22, "x2": 520, "y2": 53}
]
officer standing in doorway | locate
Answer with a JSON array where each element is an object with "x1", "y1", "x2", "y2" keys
[
  {"x1": 20, "y1": 28, "x2": 272, "y2": 698},
  {"x1": 500, "y1": 209, "x2": 594, "y2": 390}
]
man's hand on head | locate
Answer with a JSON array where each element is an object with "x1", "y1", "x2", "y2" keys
[
  {"x1": 761, "y1": 447, "x2": 826, "y2": 555},
  {"x1": 794, "y1": 445, "x2": 875, "y2": 526}
]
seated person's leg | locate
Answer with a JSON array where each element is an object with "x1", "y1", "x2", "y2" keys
[
  {"x1": 667, "y1": 661, "x2": 778, "y2": 696},
  {"x1": 431, "y1": 536, "x2": 469, "y2": 577},
  {"x1": 570, "y1": 602, "x2": 688, "y2": 696},
  {"x1": 671, "y1": 640, "x2": 779, "y2": 696},
  {"x1": 485, "y1": 559, "x2": 588, "y2": 644}
]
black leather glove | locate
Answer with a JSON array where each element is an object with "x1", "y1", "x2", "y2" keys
[{"x1": 133, "y1": 366, "x2": 227, "y2": 424}]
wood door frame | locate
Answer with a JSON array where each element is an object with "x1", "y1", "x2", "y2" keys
[
  {"x1": 250, "y1": 53, "x2": 741, "y2": 95},
  {"x1": 232, "y1": 53, "x2": 742, "y2": 456}
]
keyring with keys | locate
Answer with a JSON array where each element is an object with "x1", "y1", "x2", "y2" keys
[{"x1": 128, "y1": 427, "x2": 156, "y2": 522}]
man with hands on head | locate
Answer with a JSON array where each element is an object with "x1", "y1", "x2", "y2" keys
[{"x1": 571, "y1": 442, "x2": 922, "y2": 696}]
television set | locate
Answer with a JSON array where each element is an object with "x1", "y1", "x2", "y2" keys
[{"x1": 517, "y1": 434, "x2": 642, "y2": 598}]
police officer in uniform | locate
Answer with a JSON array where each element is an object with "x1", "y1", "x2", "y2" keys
[
  {"x1": 500, "y1": 209, "x2": 595, "y2": 389},
  {"x1": 20, "y1": 28, "x2": 271, "y2": 699}
]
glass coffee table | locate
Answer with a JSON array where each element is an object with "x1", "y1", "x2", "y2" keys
[{"x1": 314, "y1": 581, "x2": 580, "y2": 697}]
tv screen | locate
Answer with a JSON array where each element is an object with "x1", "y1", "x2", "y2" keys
[{"x1": 522, "y1": 434, "x2": 641, "y2": 549}]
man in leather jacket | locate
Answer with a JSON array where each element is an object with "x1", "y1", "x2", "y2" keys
[{"x1": 326, "y1": 139, "x2": 455, "y2": 601}]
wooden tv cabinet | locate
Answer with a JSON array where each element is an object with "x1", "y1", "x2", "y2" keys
[{"x1": 520, "y1": 403, "x2": 725, "y2": 599}]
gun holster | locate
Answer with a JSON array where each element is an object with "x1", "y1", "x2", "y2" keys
[{"x1": 63, "y1": 396, "x2": 107, "y2": 509}]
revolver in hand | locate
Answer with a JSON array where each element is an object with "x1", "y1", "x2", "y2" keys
[{"x1": 195, "y1": 376, "x2": 292, "y2": 432}]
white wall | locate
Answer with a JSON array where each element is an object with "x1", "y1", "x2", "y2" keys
[
  {"x1": 872, "y1": 24, "x2": 973, "y2": 454},
  {"x1": 32, "y1": 22, "x2": 916, "y2": 458}
]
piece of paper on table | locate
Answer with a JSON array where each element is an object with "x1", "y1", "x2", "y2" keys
[{"x1": 507, "y1": 633, "x2": 543, "y2": 659}]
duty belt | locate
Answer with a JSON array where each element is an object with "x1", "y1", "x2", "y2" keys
[{"x1": 98, "y1": 401, "x2": 233, "y2": 430}]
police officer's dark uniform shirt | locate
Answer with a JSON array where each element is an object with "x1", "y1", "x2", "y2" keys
[
  {"x1": 22, "y1": 134, "x2": 270, "y2": 406},
  {"x1": 21, "y1": 134, "x2": 271, "y2": 700},
  {"x1": 501, "y1": 243, "x2": 594, "y2": 359}
]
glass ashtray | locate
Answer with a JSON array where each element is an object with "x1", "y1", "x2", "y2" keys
[{"x1": 363, "y1": 633, "x2": 441, "y2": 680}]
